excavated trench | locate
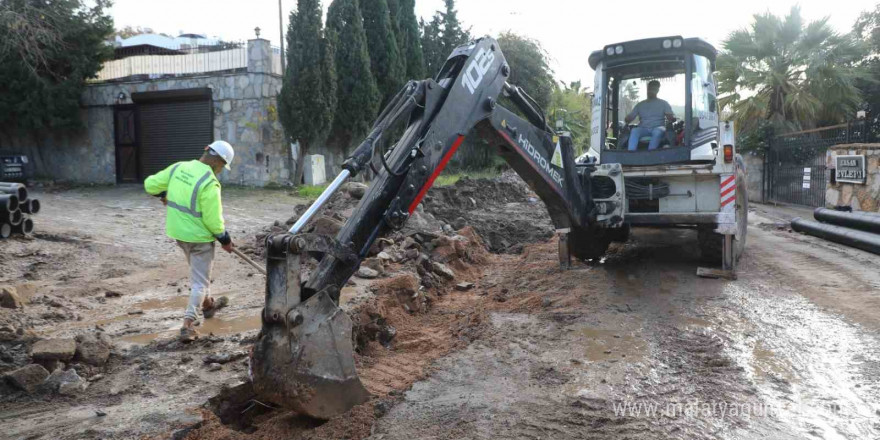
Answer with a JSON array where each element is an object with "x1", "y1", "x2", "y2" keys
[{"x1": 179, "y1": 173, "x2": 553, "y2": 439}]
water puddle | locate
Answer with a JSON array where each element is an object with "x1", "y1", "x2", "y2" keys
[
  {"x1": 578, "y1": 327, "x2": 646, "y2": 363},
  {"x1": 118, "y1": 286, "x2": 365, "y2": 345},
  {"x1": 723, "y1": 282, "x2": 880, "y2": 439},
  {"x1": 134, "y1": 295, "x2": 190, "y2": 311},
  {"x1": 120, "y1": 312, "x2": 262, "y2": 345}
]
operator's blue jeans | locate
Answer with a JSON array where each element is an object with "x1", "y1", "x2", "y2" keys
[{"x1": 628, "y1": 126, "x2": 666, "y2": 151}]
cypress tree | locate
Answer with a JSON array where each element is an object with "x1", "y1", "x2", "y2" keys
[
  {"x1": 278, "y1": 0, "x2": 337, "y2": 184},
  {"x1": 327, "y1": 0, "x2": 380, "y2": 149},
  {"x1": 0, "y1": 0, "x2": 113, "y2": 176},
  {"x1": 420, "y1": 15, "x2": 443, "y2": 75},
  {"x1": 387, "y1": 0, "x2": 402, "y2": 45},
  {"x1": 359, "y1": 0, "x2": 404, "y2": 105},
  {"x1": 420, "y1": 0, "x2": 469, "y2": 76},
  {"x1": 439, "y1": 0, "x2": 466, "y2": 54},
  {"x1": 398, "y1": 0, "x2": 425, "y2": 79}
]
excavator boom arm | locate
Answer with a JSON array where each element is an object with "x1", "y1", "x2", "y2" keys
[{"x1": 251, "y1": 37, "x2": 600, "y2": 419}]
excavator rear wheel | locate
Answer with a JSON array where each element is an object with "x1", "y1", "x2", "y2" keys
[{"x1": 569, "y1": 226, "x2": 612, "y2": 261}]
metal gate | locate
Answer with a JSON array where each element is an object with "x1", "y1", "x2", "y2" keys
[
  {"x1": 765, "y1": 120, "x2": 871, "y2": 207},
  {"x1": 131, "y1": 88, "x2": 214, "y2": 179}
]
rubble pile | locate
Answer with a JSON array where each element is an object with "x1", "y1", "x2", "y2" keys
[
  {"x1": 247, "y1": 172, "x2": 552, "y2": 258},
  {"x1": 1, "y1": 330, "x2": 112, "y2": 397},
  {"x1": 422, "y1": 172, "x2": 554, "y2": 253}
]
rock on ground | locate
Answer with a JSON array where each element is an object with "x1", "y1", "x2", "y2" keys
[
  {"x1": 361, "y1": 258, "x2": 385, "y2": 276},
  {"x1": 344, "y1": 182, "x2": 368, "y2": 199},
  {"x1": 41, "y1": 368, "x2": 87, "y2": 395},
  {"x1": 310, "y1": 216, "x2": 344, "y2": 236},
  {"x1": 74, "y1": 333, "x2": 112, "y2": 366},
  {"x1": 357, "y1": 267, "x2": 380, "y2": 279},
  {"x1": 432, "y1": 262, "x2": 455, "y2": 280},
  {"x1": 4, "y1": 364, "x2": 49, "y2": 393},
  {"x1": 0, "y1": 286, "x2": 23, "y2": 309},
  {"x1": 30, "y1": 338, "x2": 77, "y2": 362}
]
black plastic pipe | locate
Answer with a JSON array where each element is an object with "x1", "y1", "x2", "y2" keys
[
  {"x1": 792, "y1": 217, "x2": 880, "y2": 255},
  {"x1": 11, "y1": 217, "x2": 33, "y2": 235},
  {"x1": 814, "y1": 208, "x2": 880, "y2": 234},
  {"x1": 21, "y1": 199, "x2": 40, "y2": 215},
  {"x1": 2, "y1": 210, "x2": 23, "y2": 226},
  {"x1": 0, "y1": 194, "x2": 19, "y2": 212},
  {"x1": 0, "y1": 184, "x2": 27, "y2": 202}
]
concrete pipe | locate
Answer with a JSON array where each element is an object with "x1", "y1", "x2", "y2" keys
[
  {"x1": 0, "y1": 194, "x2": 19, "y2": 212},
  {"x1": 11, "y1": 217, "x2": 33, "y2": 235},
  {"x1": 0, "y1": 184, "x2": 27, "y2": 202},
  {"x1": 21, "y1": 199, "x2": 40, "y2": 215},
  {"x1": 0, "y1": 223, "x2": 10, "y2": 238},
  {"x1": 792, "y1": 217, "x2": 880, "y2": 256},
  {"x1": 814, "y1": 208, "x2": 880, "y2": 234}
]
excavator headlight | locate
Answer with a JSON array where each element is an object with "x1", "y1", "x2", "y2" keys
[
  {"x1": 606, "y1": 47, "x2": 615, "y2": 56},
  {"x1": 672, "y1": 39, "x2": 682, "y2": 48},
  {"x1": 662, "y1": 39, "x2": 672, "y2": 49},
  {"x1": 615, "y1": 45, "x2": 624, "y2": 54}
]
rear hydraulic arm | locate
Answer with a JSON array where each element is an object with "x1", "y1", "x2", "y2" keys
[{"x1": 297, "y1": 36, "x2": 595, "y2": 303}]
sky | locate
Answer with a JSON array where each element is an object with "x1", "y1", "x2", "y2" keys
[{"x1": 109, "y1": 0, "x2": 872, "y2": 85}]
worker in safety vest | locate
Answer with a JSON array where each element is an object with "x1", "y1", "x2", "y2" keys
[{"x1": 144, "y1": 141, "x2": 235, "y2": 342}]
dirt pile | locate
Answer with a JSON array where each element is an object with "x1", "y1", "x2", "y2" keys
[
  {"x1": 247, "y1": 172, "x2": 552, "y2": 258},
  {"x1": 423, "y1": 172, "x2": 553, "y2": 253}
]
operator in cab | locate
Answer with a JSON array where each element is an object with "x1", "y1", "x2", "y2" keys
[
  {"x1": 144, "y1": 141, "x2": 236, "y2": 342},
  {"x1": 625, "y1": 80, "x2": 675, "y2": 151}
]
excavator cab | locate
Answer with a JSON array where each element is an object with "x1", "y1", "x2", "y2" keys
[{"x1": 587, "y1": 36, "x2": 720, "y2": 167}]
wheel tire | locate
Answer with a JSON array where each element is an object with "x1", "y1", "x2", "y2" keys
[
  {"x1": 698, "y1": 167, "x2": 748, "y2": 262},
  {"x1": 608, "y1": 224, "x2": 631, "y2": 243},
  {"x1": 569, "y1": 226, "x2": 611, "y2": 261}
]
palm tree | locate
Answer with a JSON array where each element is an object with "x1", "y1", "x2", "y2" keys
[{"x1": 717, "y1": 6, "x2": 867, "y2": 132}]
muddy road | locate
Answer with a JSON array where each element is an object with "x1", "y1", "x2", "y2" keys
[
  {"x1": 1, "y1": 180, "x2": 879, "y2": 439},
  {"x1": 373, "y1": 219, "x2": 880, "y2": 440}
]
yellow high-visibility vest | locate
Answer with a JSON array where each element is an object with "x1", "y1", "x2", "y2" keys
[{"x1": 144, "y1": 160, "x2": 225, "y2": 243}]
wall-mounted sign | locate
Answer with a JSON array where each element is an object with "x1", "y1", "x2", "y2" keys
[
  {"x1": 835, "y1": 155, "x2": 866, "y2": 184},
  {"x1": 802, "y1": 167, "x2": 811, "y2": 189}
]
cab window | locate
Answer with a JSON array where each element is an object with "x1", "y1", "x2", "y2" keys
[{"x1": 691, "y1": 55, "x2": 717, "y2": 129}]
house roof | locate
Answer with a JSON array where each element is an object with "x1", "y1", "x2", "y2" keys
[{"x1": 119, "y1": 33, "x2": 222, "y2": 50}]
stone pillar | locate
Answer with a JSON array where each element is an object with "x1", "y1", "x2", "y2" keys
[{"x1": 247, "y1": 39, "x2": 272, "y2": 74}]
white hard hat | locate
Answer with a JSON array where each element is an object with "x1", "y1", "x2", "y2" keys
[{"x1": 207, "y1": 140, "x2": 234, "y2": 170}]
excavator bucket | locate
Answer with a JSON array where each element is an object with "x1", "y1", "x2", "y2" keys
[{"x1": 251, "y1": 235, "x2": 369, "y2": 419}]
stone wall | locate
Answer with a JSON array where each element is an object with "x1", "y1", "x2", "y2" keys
[
  {"x1": 0, "y1": 39, "x2": 294, "y2": 186},
  {"x1": 742, "y1": 153, "x2": 765, "y2": 203},
  {"x1": 0, "y1": 108, "x2": 116, "y2": 184},
  {"x1": 82, "y1": 70, "x2": 286, "y2": 186},
  {"x1": 825, "y1": 144, "x2": 880, "y2": 213}
]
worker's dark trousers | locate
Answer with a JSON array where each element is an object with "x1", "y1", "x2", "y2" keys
[{"x1": 176, "y1": 241, "x2": 215, "y2": 321}]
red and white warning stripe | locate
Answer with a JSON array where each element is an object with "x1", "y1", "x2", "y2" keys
[{"x1": 719, "y1": 174, "x2": 736, "y2": 211}]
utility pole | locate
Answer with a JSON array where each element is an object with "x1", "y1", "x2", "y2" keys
[{"x1": 278, "y1": 0, "x2": 285, "y2": 74}]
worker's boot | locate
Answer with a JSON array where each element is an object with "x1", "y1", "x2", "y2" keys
[
  {"x1": 203, "y1": 296, "x2": 229, "y2": 319},
  {"x1": 179, "y1": 326, "x2": 199, "y2": 343}
]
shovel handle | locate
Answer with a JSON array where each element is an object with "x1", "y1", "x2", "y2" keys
[{"x1": 231, "y1": 247, "x2": 267, "y2": 275}]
